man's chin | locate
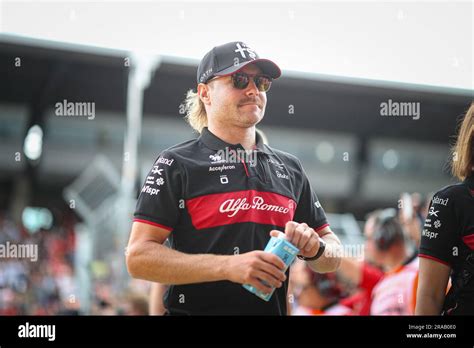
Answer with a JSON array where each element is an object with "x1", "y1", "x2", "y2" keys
[{"x1": 240, "y1": 112, "x2": 263, "y2": 126}]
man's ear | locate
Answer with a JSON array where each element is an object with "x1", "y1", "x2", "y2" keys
[{"x1": 198, "y1": 83, "x2": 211, "y2": 106}]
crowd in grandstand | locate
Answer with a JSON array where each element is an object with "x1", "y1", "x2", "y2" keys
[{"x1": 0, "y1": 211, "x2": 148, "y2": 315}]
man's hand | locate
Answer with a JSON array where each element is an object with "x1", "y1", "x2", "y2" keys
[
  {"x1": 225, "y1": 251, "x2": 287, "y2": 294},
  {"x1": 270, "y1": 221, "x2": 320, "y2": 258}
]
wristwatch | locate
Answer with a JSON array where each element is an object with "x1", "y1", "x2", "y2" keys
[{"x1": 297, "y1": 238, "x2": 326, "y2": 261}]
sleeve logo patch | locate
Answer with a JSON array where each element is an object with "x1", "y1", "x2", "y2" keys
[
  {"x1": 422, "y1": 229, "x2": 438, "y2": 239},
  {"x1": 142, "y1": 185, "x2": 160, "y2": 196},
  {"x1": 432, "y1": 196, "x2": 449, "y2": 206},
  {"x1": 428, "y1": 207, "x2": 439, "y2": 217},
  {"x1": 155, "y1": 157, "x2": 174, "y2": 166},
  {"x1": 151, "y1": 166, "x2": 164, "y2": 175}
]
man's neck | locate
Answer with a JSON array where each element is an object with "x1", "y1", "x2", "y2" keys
[{"x1": 208, "y1": 124, "x2": 257, "y2": 150}]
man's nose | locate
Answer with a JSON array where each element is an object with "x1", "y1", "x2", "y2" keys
[{"x1": 244, "y1": 77, "x2": 260, "y2": 97}]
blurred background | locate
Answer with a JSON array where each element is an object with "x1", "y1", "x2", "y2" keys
[{"x1": 0, "y1": 0, "x2": 472, "y2": 315}]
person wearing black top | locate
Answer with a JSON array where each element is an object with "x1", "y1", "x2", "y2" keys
[
  {"x1": 416, "y1": 103, "x2": 474, "y2": 315},
  {"x1": 126, "y1": 42, "x2": 342, "y2": 315}
]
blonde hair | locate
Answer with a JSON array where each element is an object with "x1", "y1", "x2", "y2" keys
[
  {"x1": 183, "y1": 89, "x2": 208, "y2": 133},
  {"x1": 451, "y1": 102, "x2": 474, "y2": 180}
]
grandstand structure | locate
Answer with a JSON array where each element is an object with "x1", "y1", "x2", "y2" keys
[{"x1": 1, "y1": 34, "x2": 472, "y2": 215}]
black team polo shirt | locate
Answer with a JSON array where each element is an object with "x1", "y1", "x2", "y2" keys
[
  {"x1": 134, "y1": 127, "x2": 329, "y2": 315},
  {"x1": 419, "y1": 174, "x2": 474, "y2": 314}
]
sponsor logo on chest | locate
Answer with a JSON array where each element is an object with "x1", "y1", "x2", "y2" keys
[
  {"x1": 276, "y1": 170, "x2": 289, "y2": 180},
  {"x1": 219, "y1": 196, "x2": 291, "y2": 218}
]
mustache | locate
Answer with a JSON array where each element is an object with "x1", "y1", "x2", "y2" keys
[{"x1": 238, "y1": 99, "x2": 262, "y2": 107}]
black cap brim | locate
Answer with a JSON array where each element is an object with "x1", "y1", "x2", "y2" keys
[{"x1": 214, "y1": 58, "x2": 281, "y2": 79}]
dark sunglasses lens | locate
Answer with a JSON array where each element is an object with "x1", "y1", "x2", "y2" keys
[
  {"x1": 256, "y1": 76, "x2": 272, "y2": 92},
  {"x1": 232, "y1": 73, "x2": 249, "y2": 89}
]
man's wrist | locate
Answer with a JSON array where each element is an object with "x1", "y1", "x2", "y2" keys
[
  {"x1": 219, "y1": 255, "x2": 232, "y2": 281},
  {"x1": 297, "y1": 238, "x2": 326, "y2": 261}
]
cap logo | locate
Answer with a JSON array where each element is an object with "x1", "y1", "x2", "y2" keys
[
  {"x1": 200, "y1": 68, "x2": 213, "y2": 83},
  {"x1": 234, "y1": 42, "x2": 257, "y2": 60}
]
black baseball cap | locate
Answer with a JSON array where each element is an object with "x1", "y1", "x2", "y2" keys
[{"x1": 197, "y1": 41, "x2": 281, "y2": 84}]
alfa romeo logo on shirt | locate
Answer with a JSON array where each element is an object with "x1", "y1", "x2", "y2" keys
[{"x1": 219, "y1": 196, "x2": 290, "y2": 218}]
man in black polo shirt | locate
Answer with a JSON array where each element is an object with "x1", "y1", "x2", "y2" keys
[{"x1": 126, "y1": 41, "x2": 342, "y2": 315}]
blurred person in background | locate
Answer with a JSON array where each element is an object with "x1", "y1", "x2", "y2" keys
[
  {"x1": 338, "y1": 209, "x2": 419, "y2": 315},
  {"x1": 398, "y1": 192, "x2": 431, "y2": 250},
  {"x1": 335, "y1": 210, "x2": 384, "y2": 315},
  {"x1": 368, "y1": 209, "x2": 418, "y2": 315},
  {"x1": 121, "y1": 292, "x2": 149, "y2": 315},
  {"x1": 92, "y1": 282, "x2": 118, "y2": 315},
  {"x1": 290, "y1": 259, "x2": 350, "y2": 315},
  {"x1": 416, "y1": 103, "x2": 474, "y2": 315},
  {"x1": 93, "y1": 299, "x2": 116, "y2": 315}
]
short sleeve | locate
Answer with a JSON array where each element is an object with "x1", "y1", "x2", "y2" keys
[
  {"x1": 419, "y1": 189, "x2": 459, "y2": 267},
  {"x1": 292, "y1": 161, "x2": 329, "y2": 232},
  {"x1": 133, "y1": 151, "x2": 183, "y2": 231}
]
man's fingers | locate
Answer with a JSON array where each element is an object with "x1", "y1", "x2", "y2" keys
[
  {"x1": 259, "y1": 262, "x2": 287, "y2": 282},
  {"x1": 285, "y1": 221, "x2": 298, "y2": 240},
  {"x1": 304, "y1": 234, "x2": 318, "y2": 253},
  {"x1": 253, "y1": 270, "x2": 283, "y2": 289},
  {"x1": 259, "y1": 251, "x2": 286, "y2": 271},
  {"x1": 269, "y1": 230, "x2": 281, "y2": 238},
  {"x1": 290, "y1": 222, "x2": 308, "y2": 247},
  {"x1": 250, "y1": 276, "x2": 275, "y2": 294},
  {"x1": 297, "y1": 226, "x2": 312, "y2": 249}
]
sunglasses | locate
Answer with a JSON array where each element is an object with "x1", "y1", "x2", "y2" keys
[{"x1": 208, "y1": 72, "x2": 273, "y2": 92}]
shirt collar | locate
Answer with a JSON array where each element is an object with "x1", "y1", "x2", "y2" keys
[{"x1": 199, "y1": 127, "x2": 273, "y2": 155}]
